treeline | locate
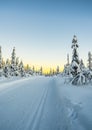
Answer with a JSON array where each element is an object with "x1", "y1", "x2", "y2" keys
[
  {"x1": 0, "y1": 47, "x2": 42, "y2": 77},
  {"x1": 0, "y1": 46, "x2": 60, "y2": 77}
]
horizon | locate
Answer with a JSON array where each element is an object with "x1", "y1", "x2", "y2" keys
[{"x1": 0, "y1": 0, "x2": 92, "y2": 72}]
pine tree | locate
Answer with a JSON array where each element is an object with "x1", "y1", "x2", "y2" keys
[
  {"x1": 3, "y1": 62, "x2": 10, "y2": 77},
  {"x1": 0, "y1": 46, "x2": 2, "y2": 69},
  {"x1": 25, "y1": 64, "x2": 33, "y2": 75},
  {"x1": 56, "y1": 66, "x2": 59, "y2": 75},
  {"x1": 88, "y1": 52, "x2": 92, "y2": 70},
  {"x1": 10, "y1": 47, "x2": 20, "y2": 76},
  {"x1": 10, "y1": 47, "x2": 16, "y2": 76},
  {"x1": 67, "y1": 54, "x2": 70, "y2": 65},
  {"x1": 0, "y1": 46, "x2": 4, "y2": 77},
  {"x1": 6, "y1": 59, "x2": 10, "y2": 66},
  {"x1": 3, "y1": 66, "x2": 9, "y2": 77},
  {"x1": 15, "y1": 57, "x2": 20, "y2": 76},
  {"x1": 80, "y1": 59, "x2": 85, "y2": 71},
  {"x1": 32, "y1": 66, "x2": 36, "y2": 75},
  {"x1": 32, "y1": 66, "x2": 35, "y2": 73},
  {"x1": 2, "y1": 58, "x2": 5, "y2": 68},
  {"x1": 26, "y1": 64, "x2": 30, "y2": 70},
  {"x1": 11, "y1": 47, "x2": 16, "y2": 65},
  {"x1": 16, "y1": 57, "x2": 19, "y2": 66},
  {"x1": 63, "y1": 54, "x2": 71, "y2": 75},
  {"x1": 19, "y1": 61, "x2": 25, "y2": 77},
  {"x1": 71, "y1": 36, "x2": 87, "y2": 85},
  {"x1": 39, "y1": 66, "x2": 43, "y2": 75},
  {"x1": 52, "y1": 69, "x2": 55, "y2": 75},
  {"x1": 49, "y1": 68, "x2": 52, "y2": 76},
  {"x1": 71, "y1": 35, "x2": 80, "y2": 76},
  {"x1": 25, "y1": 64, "x2": 29, "y2": 73}
]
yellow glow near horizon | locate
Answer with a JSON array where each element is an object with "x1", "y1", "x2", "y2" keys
[{"x1": 24, "y1": 62, "x2": 64, "y2": 74}]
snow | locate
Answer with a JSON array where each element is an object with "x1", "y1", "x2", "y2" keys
[{"x1": 0, "y1": 76, "x2": 92, "y2": 130}]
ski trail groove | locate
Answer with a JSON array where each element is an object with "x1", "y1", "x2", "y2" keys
[
  {"x1": 16, "y1": 85, "x2": 46, "y2": 130},
  {"x1": 25, "y1": 83, "x2": 49, "y2": 130}
]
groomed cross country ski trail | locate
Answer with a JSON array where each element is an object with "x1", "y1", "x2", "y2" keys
[{"x1": 0, "y1": 76, "x2": 92, "y2": 130}]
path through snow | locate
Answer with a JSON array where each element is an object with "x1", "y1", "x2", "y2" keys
[{"x1": 0, "y1": 76, "x2": 92, "y2": 130}]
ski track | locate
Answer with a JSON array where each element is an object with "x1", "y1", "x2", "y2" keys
[
  {"x1": 25, "y1": 81, "x2": 49, "y2": 130},
  {"x1": 16, "y1": 80, "x2": 49, "y2": 130}
]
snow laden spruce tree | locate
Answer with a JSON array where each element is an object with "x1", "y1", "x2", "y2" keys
[
  {"x1": 80, "y1": 59, "x2": 85, "y2": 71},
  {"x1": 88, "y1": 52, "x2": 92, "y2": 70},
  {"x1": 0, "y1": 46, "x2": 3, "y2": 76},
  {"x1": 0, "y1": 46, "x2": 2, "y2": 69},
  {"x1": 3, "y1": 59, "x2": 10, "y2": 77},
  {"x1": 56, "y1": 66, "x2": 60, "y2": 75},
  {"x1": 11, "y1": 47, "x2": 17, "y2": 76},
  {"x1": 71, "y1": 35, "x2": 80, "y2": 76},
  {"x1": 19, "y1": 61, "x2": 25, "y2": 77},
  {"x1": 71, "y1": 35, "x2": 86, "y2": 85},
  {"x1": 63, "y1": 54, "x2": 71, "y2": 76},
  {"x1": 87, "y1": 52, "x2": 92, "y2": 81},
  {"x1": 39, "y1": 66, "x2": 43, "y2": 75}
]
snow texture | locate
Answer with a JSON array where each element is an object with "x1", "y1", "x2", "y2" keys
[{"x1": 0, "y1": 76, "x2": 92, "y2": 130}]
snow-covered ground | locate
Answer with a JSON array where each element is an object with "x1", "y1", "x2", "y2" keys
[{"x1": 0, "y1": 76, "x2": 92, "y2": 130}]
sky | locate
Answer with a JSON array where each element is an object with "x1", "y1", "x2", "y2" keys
[{"x1": 0, "y1": 0, "x2": 92, "y2": 72}]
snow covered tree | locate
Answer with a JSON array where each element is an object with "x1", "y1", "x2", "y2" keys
[
  {"x1": 63, "y1": 54, "x2": 71, "y2": 76},
  {"x1": 19, "y1": 61, "x2": 25, "y2": 77},
  {"x1": 25, "y1": 64, "x2": 30, "y2": 73},
  {"x1": 80, "y1": 59, "x2": 85, "y2": 71},
  {"x1": 56, "y1": 66, "x2": 60, "y2": 75},
  {"x1": 25, "y1": 64, "x2": 33, "y2": 75},
  {"x1": 10, "y1": 47, "x2": 16, "y2": 75},
  {"x1": 88, "y1": 52, "x2": 92, "y2": 70},
  {"x1": 67, "y1": 54, "x2": 69, "y2": 65},
  {"x1": 3, "y1": 65, "x2": 10, "y2": 77},
  {"x1": 10, "y1": 47, "x2": 20, "y2": 76},
  {"x1": 32, "y1": 66, "x2": 35, "y2": 73},
  {"x1": 16, "y1": 57, "x2": 19, "y2": 66},
  {"x1": 15, "y1": 57, "x2": 20, "y2": 76},
  {"x1": 49, "y1": 68, "x2": 53, "y2": 76},
  {"x1": 39, "y1": 66, "x2": 43, "y2": 75},
  {"x1": 3, "y1": 58, "x2": 11, "y2": 77},
  {"x1": 3, "y1": 59, "x2": 11, "y2": 77},
  {"x1": 0, "y1": 46, "x2": 4, "y2": 77},
  {"x1": 0, "y1": 46, "x2": 2, "y2": 69},
  {"x1": 26, "y1": 64, "x2": 30, "y2": 70},
  {"x1": 11, "y1": 47, "x2": 16, "y2": 65},
  {"x1": 2, "y1": 58, "x2": 5, "y2": 68},
  {"x1": 52, "y1": 69, "x2": 55, "y2": 75},
  {"x1": 3, "y1": 66, "x2": 8, "y2": 77},
  {"x1": 6, "y1": 59, "x2": 10, "y2": 66},
  {"x1": 70, "y1": 36, "x2": 87, "y2": 85},
  {"x1": 71, "y1": 35, "x2": 80, "y2": 77},
  {"x1": 71, "y1": 72, "x2": 86, "y2": 85}
]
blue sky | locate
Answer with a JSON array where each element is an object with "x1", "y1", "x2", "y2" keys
[{"x1": 0, "y1": 0, "x2": 92, "y2": 70}]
